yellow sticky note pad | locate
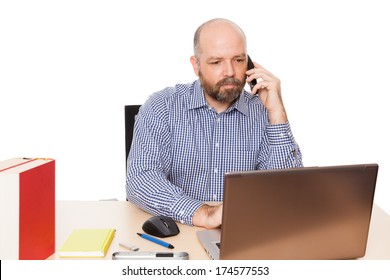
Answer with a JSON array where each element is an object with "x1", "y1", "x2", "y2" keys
[{"x1": 59, "y1": 228, "x2": 115, "y2": 258}]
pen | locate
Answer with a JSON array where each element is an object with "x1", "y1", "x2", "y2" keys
[{"x1": 137, "y1": 233, "x2": 174, "y2": 249}]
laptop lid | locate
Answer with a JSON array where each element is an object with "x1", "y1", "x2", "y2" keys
[{"x1": 198, "y1": 164, "x2": 378, "y2": 260}]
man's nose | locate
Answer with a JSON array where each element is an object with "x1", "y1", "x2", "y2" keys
[{"x1": 223, "y1": 61, "x2": 235, "y2": 77}]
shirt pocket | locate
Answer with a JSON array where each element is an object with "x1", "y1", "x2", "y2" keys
[{"x1": 223, "y1": 149, "x2": 258, "y2": 172}]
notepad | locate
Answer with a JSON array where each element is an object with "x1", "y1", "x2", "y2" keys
[{"x1": 59, "y1": 228, "x2": 115, "y2": 258}]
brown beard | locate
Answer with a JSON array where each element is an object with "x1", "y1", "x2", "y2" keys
[{"x1": 199, "y1": 71, "x2": 246, "y2": 104}]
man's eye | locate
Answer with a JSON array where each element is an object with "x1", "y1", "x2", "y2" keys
[{"x1": 210, "y1": 61, "x2": 220, "y2": 65}]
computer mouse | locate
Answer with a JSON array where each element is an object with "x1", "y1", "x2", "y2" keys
[{"x1": 142, "y1": 215, "x2": 180, "y2": 238}]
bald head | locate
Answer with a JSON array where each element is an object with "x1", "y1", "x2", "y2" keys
[{"x1": 193, "y1": 18, "x2": 247, "y2": 60}]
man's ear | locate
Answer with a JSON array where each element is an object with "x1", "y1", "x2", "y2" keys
[{"x1": 190, "y1": 56, "x2": 200, "y2": 77}]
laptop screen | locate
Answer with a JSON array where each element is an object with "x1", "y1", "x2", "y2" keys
[{"x1": 217, "y1": 164, "x2": 378, "y2": 259}]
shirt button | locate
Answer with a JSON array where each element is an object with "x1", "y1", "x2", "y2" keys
[
  {"x1": 214, "y1": 167, "x2": 218, "y2": 174},
  {"x1": 215, "y1": 142, "x2": 219, "y2": 148},
  {"x1": 179, "y1": 210, "x2": 184, "y2": 215},
  {"x1": 213, "y1": 194, "x2": 217, "y2": 200}
]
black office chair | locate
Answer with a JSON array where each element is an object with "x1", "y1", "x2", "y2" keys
[{"x1": 124, "y1": 105, "x2": 141, "y2": 168}]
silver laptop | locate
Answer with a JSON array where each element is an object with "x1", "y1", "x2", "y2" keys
[{"x1": 197, "y1": 164, "x2": 378, "y2": 260}]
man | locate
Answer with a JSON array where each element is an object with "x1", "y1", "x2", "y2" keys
[{"x1": 126, "y1": 18, "x2": 303, "y2": 229}]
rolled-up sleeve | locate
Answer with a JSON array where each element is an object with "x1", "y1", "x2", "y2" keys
[
  {"x1": 125, "y1": 97, "x2": 203, "y2": 225},
  {"x1": 258, "y1": 122, "x2": 303, "y2": 169}
]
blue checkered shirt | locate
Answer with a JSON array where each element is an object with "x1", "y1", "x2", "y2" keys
[{"x1": 126, "y1": 80, "x2": 303, "y2": 225}]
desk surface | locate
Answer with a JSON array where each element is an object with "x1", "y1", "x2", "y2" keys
[{"x1": 51, "y1": 201, "x2": 390, "y2": 260}]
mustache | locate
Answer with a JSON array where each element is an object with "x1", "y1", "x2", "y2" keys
[{"x1": 216, "y1": 77, "x2": 245, "y2": 88}]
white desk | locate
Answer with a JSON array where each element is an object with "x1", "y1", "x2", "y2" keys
[{"x1": 50, "y1": 201, "x2": 390, "y2": 260}]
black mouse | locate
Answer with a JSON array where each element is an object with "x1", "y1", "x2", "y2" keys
[{"x1": 142, "y1": 215, "x2": 180, "y2": 238}]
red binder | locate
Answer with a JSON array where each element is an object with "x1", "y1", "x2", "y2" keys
[{"x1": 0, "y1": 158, "x2": 55, "y2": 259}]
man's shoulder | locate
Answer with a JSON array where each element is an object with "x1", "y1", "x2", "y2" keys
[
  {"x1": 151, "y1": 82, "x2": 194, "y2": 101},
  {"x1": 144, "y1": 81, "x2": 197, "y2": 112}
]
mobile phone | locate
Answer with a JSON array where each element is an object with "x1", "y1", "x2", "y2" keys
[
  {"x1": 247, "y1": 55, "x2": 257, "y2": 91},
  {"x1": 112, "y1": 251, "x2": 189, "y2": 260}
]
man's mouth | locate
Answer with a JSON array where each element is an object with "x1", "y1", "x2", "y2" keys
[{"x1": 221, "y1": 84, "x2": 236, "y2": 88}]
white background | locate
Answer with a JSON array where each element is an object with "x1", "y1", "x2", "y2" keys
[{"x1": 1, "y1": 0, "x2": 389, "y2": 214}]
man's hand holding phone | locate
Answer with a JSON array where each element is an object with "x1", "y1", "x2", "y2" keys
[{"x1": 246, "y1": 59, "x2": 288, "y2": 125}]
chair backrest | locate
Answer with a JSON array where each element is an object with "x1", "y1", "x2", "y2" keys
[{"x1": 124, "y1": 105, "x2": 141, "y2": 167}]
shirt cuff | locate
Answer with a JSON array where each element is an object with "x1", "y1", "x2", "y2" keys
[
  {"x1": 266, "y1": 122, "x2": 296, "y2": 146},
  {"x1": 170, "y1": 196, "x2": 203, "y2": 225}
]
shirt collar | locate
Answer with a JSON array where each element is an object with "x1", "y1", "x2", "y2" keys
[
  {"x1": 231, "y1": 92, "x2": 250, "y2": 116},
  {"x1": 188, "y1": 79, "x2": 250, "y2": 116},
  {"x1": 188, "y1": 80, "x2": 208, "y2": 110}
]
